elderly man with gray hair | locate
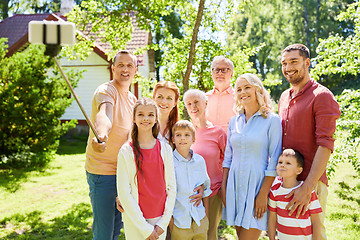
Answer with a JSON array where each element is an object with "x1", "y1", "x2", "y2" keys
[{"x1": 206, "y1": 56, "x2": 236, "y2": 133}]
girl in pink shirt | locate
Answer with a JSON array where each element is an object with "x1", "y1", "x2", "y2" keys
[{"x1": 117, "y1": 98, "x2": 176, "y2": 240}]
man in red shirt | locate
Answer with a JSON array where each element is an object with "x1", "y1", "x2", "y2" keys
[{"x1": 278, "y1": 44, "x2": 340, "y2": 240}]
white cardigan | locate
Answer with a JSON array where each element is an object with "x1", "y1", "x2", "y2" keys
[{"x1": 116, "y1": 141, "x2": 176, "y2": 239}]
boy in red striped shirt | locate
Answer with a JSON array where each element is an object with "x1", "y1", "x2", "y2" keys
[{"x1": 268, "y1": 149, "x2": 322, "y2": 240}]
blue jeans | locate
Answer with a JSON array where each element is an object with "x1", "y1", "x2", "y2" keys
[{"x1": 86, "y1": 171, "x2": 123, "y2": 240}]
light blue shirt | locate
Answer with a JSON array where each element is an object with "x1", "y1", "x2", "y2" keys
[
  {"x1": 172, "y1": 149, "x2": 212, "y2": 229},
  {"x1": 222, "y1": 111, "x2": 282, "y2": 230}
]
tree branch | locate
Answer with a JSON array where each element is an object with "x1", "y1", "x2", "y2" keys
[{"x1": 183, "y1": 0, "x2": 206, "y2": 94}]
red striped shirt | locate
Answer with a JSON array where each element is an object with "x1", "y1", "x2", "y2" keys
[{"x1": 268, "y1": 180, "x2": 322, "y2": 239}]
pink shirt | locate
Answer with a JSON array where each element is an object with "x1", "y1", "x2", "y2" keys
[
  {"x1": 85, "y1": 81, "x2": 137, "y2": 175},
  {"x1": 136, "y1": 140, "x2": 167, "y2": 219},
  {"x1": 206, "y1": 86, "x2": 236, "y2": 133},
  {"x1": 191, "y1": 125, "x2": 227, "y2": 197},
  {"x1": 278, "y1": 79, "x2": 340, "y2": 185}
]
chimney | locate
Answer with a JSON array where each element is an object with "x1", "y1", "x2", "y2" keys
[{"x1": 60, "y1": 0, "x2": 74, "y2": 15}]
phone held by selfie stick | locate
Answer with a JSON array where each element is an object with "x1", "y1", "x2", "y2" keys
[{"x1": 28, "y1": 20, "x2": 102, "y2": 143}]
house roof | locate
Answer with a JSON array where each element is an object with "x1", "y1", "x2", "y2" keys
[{"x1": 0, "y1": 12, "x2": 148, "y2": 65}]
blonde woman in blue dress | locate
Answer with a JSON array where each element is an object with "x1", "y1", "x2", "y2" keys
[{"x1": 221, "y1": 73, "x2": 282, "y2": 240}]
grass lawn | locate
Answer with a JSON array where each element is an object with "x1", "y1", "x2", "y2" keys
[
  {"x1": 0, "y1": 137, "x2": 94, "y2": 239},
  {"x1": 1, "y1": 137, "x2": 359, "y2": 239}
]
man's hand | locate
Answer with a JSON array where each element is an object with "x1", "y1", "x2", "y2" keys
[
  {"x1": 116, "y1": 197, "x2": 124, "y2": 213},
  {"x1": 91, "y1": 135, "x2": 108, "y2": 152},
  {"x1": 285, "y1": 184, "x2": 312, "y2": 218},
  {"x1": 190, "y1": 185, "x2": 205, "y2": 207},
  {"x1": 146, "y1": 229, "x2": 159, "y2": 240}
]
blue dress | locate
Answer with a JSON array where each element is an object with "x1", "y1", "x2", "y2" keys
[{"x1": 222, "y1": 112, "x2": 282, "y2": 230}]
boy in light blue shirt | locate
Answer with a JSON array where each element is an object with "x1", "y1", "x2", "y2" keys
[{"x1": 170, "y1": 120, "x2": 212, "y2": 240}]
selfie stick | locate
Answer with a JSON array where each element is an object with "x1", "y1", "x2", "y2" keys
[
  {"x1": 53, "y1": 57, "x2": 102, "y2": 143},
  {"x1": 28, "y1": 21, "x2": 102, "y2": 143}
]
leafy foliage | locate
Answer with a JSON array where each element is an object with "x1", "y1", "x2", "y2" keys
[
  {"x1": 65, "y1": 0, "x2": 256, "y2": 104},
  {"x1": 331, "y1": 90, "x2": 360, "y2": 175},
  {"x1": 312, "y1": 2, "x2": 360, "y2": 91},
  {"x1": 0, "y1": 0, "x2": 60, "y2": 20},
  {"x1": 0, "y1": 39, "x2": 82, "y2": 168},
  {"x1": 158, "y1": 0, "x2": 256, "y2": 91},
  {"x1": 153, "y1": 11, "x2": 184, "y2": 81},
  {"x1": 227, "y1": 0, "x2": 354, "y2": 99},
  {"x1": 65, "y1": 0, "x2": 177, "y2": 60},
  {"x1": 311, "y1": 2, "x2": 360, "y2": 175}
]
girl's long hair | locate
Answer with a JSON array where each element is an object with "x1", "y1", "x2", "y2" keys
[
  {"x1": 234, "y1": 73, "x2": 274, "y2": 118},
  {"x1": 131, "y1": 98, "x2": 160, "y2": 177},
  {"x1": 153, "y1": 81, "x2": 180, "y2": 145}
]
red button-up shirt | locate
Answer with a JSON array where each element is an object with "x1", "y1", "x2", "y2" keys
[{"x1": 278, "y1": 79, "x2": 340, "y2": 185}]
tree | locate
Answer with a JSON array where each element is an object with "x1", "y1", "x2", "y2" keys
[
  {"x1": 65, "y1": 0, "x2": 258, "y2": 121},
  {"x1": 330, "y1": 90, "x2": 360, "y2": 175},
  {"x1": 311, "y1": 2, "x2": 360, "y2": 175},
  {"x1": 0, "y1": 0, "x2": 60, "y2": 20},
  {"x1": 183, "y1": 0, "x2": 206, "y2": 94},
  {"x1": 65, "y1": 0, "x2": 257, "y2": 113},
  {"x1": 63, "y1": 0, "x2": 256, "y2": 118},
  {"x1": 65, "y1": 0, "x2": 177, "y2": 60},
  {"x1": 153, "y1": 11, "x2": 184, "y2": 81},
  {"x1": 227, "y1": 0, "x2": 354, "y2": 99},
  {"x1": 158, "y1": 0, "x2": 256, "y2": 88},
  {"x1": 0, "y1": 39, "x2": 82, "y2": 168},
  {"x1": 312, "y1": 2, "x2": 360, "y2": 89}
]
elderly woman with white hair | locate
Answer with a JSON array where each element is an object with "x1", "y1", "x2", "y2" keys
[
  {"x1": 183, "y1": 89, "x2": 227, "y2": 240},
  {"x1": 221, "y1": 73, "x2": 282, "y2": 240}
]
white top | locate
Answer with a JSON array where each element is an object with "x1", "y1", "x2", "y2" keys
[{"x1": 116, "y1": 141, "x2": 176, "y2": 239}]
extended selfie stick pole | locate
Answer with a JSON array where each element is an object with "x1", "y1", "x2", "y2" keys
[
  {"x1": 29, "y1": 20, "x2": 102, "y2": 143},
  {"x1": 53, "y1": 57, "x2": 102, "y2": 143}
]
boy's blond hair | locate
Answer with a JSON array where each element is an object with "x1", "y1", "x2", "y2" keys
[{"x1": 172, "y1": 120, "x2": 196, "y2": 138}]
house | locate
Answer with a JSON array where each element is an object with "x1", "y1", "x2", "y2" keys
[{"x1": 0, "y1": 12, "x2": 155, "y2": 133}]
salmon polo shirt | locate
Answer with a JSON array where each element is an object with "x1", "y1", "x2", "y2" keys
[
  {"x1": 85, "y1": 81, "x2": 137, "y2": 175},
  {"x1": 206, "y1": 86, "x2": 236, "y2": 133},
  {"x1": 278, "y1": 79, "x2": 340, "y2": 185}
]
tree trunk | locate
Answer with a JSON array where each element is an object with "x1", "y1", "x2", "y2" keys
[
  {"x1": 315, "y1": 0, "x2": 320, "y2": 45},
  {"x1": 154, "y1": 31, "x2": 162, "y2": 81},
  {"x1": 182, "y1": 0, "x2": 206, "y2": 119},
  {"x1": 183, "y1": 0, "x2": 206, "y2": 92},
  {"x1": 303, "y1": 1, "x2": 311, "y2": 49}
]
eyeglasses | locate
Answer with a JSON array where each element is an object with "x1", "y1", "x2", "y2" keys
[{"x1": 212, "y1": 67, "x2": 231, "y2": 74}]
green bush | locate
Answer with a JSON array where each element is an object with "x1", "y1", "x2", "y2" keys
[
  {"x1": 0, "y1": 38, "x2": 82, "y2": 169},
  {"x1": 329, "y1": 89, "x2": 360, "y2": 177}
]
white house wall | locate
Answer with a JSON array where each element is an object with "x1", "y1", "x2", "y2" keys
[
  {"x1": 136, "y1": 50, "x2": 154, "y2": 98},
  {"x1": 60, "y1": 52, "x2": 110, "y2": 121},
  {"x1": 59, "y1": 51, "x2": 152, "y2": 121},
  {"x1": 137, "y1": 51, "x2": 149, "y2": 79}
]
